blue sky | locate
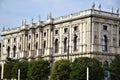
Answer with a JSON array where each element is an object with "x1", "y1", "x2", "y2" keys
[{"x1": 0, "y1": 0, "x2": 120, "y2": 33}]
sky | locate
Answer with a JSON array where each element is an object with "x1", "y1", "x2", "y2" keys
[{"x1": 0, "y1": 0, "x2": 120, "y2": 33}]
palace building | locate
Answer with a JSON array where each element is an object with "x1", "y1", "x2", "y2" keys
[{"x1": 1, "y1": 4, "x2": 120, "y2": 65}]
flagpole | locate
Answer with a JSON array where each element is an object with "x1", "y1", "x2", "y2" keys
[{"x1": 87, "y1": 67, "x2": 89, "y2": 80}]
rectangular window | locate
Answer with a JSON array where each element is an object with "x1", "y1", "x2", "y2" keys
[
  {"x1": 103, "y1": 25, "x2": 107, "y2": 30},
  {"x1": 64, "y1": 28, "x2": 68, "y2": 33},
  {"x1": 119, "y1": 40, "x2": 120, "y2": 46},
  {"x1": 55, "y1": 30, "x2": 58, "y2": 35}
]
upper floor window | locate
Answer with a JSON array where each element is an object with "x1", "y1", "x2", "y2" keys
[
  {"x1": 36, "y1": 42, "x2": 38, "y2": 49},
  {"x1": 8, "y1": 39, "x2": 10, "y2": 43},
  {"x1": 7, "y1": 46, "x2": 10, "y2": 57},
  {"x1": 55, "y1": 39, "x2": 59, "y2": 53},
  {"x1": 74, "y1": 26, "x2": 78, "y2": 31},
  {"x1": 13, "y1": 46, "x2": 16, "y2": 57},
  {"x1": 119, "y1": 40, "x2": 120, "y2": 46},
  {"x1": 14, "y1": 38, "x2": 16, "y2": 42},
  {"x1": 28, "y1": 43, "x2": 30, "y2": 50},
  {"x1": 74, "y1": 34, "x2": 78, "y2": 51},
  {"x1": 55, "y1": 30, "x2": 59, "y2": 35},
  {"x1": 119, "y1": 27, "x2": 120, "y2": 35},
  {"x1": 64, "y1": 28, "x2": 68, "y2": 33},
  {"x1": 103, "y1": 25, "x2": 107, "y2": 31},
  {"x1": 29, "y1": 35, "x2": 31, "y2": 39},
  {"x1": 102, "y1": 35, "x2": 107, "y2": 52},
  {"x1": 43, "y1": 41, "x2": 46, "y2": 54},
  {"x1": 64, "y1": 37, "x2": 68, "y2": 52},
  {"x1": 36, "y1": 34, "x2": 38, "y2": 38},
  {"x1": 44, "y1": 32, "x2": 46, "y2": 37}
]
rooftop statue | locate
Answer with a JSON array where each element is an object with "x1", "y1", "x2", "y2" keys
[
  {"x1": 92, "y1": 2, "x2": 95, "y2": 9},
  {"x1": 98, "y1": 4, "x2": 101, "y2": 10},
  {"x1": 117, "y1": 8, "x2": 119, "y2": 14},
  {"x1": 47, "y1": 12, "x2": 52, "y2": 20}
]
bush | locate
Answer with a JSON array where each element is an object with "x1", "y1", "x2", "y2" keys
[
  {"x1": 50, "y1": 59, "x2": 71, "y2": 80},
  {"x1": 27, "y1": 59, "x2": 50, "y2": 80},
  {"x1": 70, "y1": 57, "x2": 104, "y2": 80},
  {"x1": 110, "y1": 55, "x2": 120, "y2": 80},
  {"x1": 12, "y1": 60, "x2": 28, "y2": 80},
  {"x1": 4, "y1": 61, "x2": 15, "y2": 79}
]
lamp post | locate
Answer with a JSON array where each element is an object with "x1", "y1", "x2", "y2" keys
[{"x1": 87, "y1": 67, "x2": 89, "y2": 80}]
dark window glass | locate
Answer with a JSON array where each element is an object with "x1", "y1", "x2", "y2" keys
[
  {"x1": 14, "y1": 38, "x2": 16, "y2": 42},
  {"x1": 74, "y1": 34, "x2": 78, "y2": 51},
  {"x1": 55, "y1": 30, "x2": 58, "y2": 35},
  {"x1": 64, "y1": 28, "x2": 68, "y2": 33},
  {"x1": 103, "y1": 25, "x2": 107, "y2": 30},
  {"x1": 55, "y1": 39, "x2": 59, "y2": 53},
  {"x1": 36, "y1": 34, "x2": 38, "y2": 38},
  {"x1": 64, "y1": 37, "x2": 67, "y2": 52},
  {"x1": 44, "y1": 32, "x2": 46, "y2": 37},
  {"x1": 8, "y1": 39, "x2": 10, "y2": 43},
  {"x1": 74, "y1": 26, "x2": 78, "y2": 31},
  {"x1": 102, "y1": 35, "x2": 107, "y2": 51}
]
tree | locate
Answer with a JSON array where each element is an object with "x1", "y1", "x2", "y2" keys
[
  {"x1": 50, "y1": 59, "x2": 71, "y2": 80},
  {"x1": 4, "y1": 61, "x2": 14, "y2": 79},
  {"x1": 70, "y1": 57, "x2": 104, "y2": 80},
  {"x1": 110, "y1": 55, "x2": 120, "y2": 80},
  {"x1": 12, "y1": 60, "x2": 28, "y2": 80},
  {"x1": 27, "y1": 59, "x2": 50, "y2": 80}
]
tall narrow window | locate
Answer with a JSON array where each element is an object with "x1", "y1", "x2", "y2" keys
[
  {"x1": 55, "y1": 39, "x2": 59, "y2": 53},
  {"x1": 36, "y1": 42, "x2": 38, "y2": 49},
  {"x1": 64, "y1": 37, "x2": 68, "y2": 52},
  {"x1": 102, "y1": 35, "x2": 107, "y2": 51},
  {"x1": 74, "y1": 34, "x2": 78, "y2": 51},
  {"x1": 43, "y1": 41, "x2": 46, "y2": 54},
  {"x1": 8, "y1": 39, "x2": 10, "y2": 43},
  {"x1": 13, "y1": 46, "x2": 16, "y2": 57},
  {"x1": 119, "y1": 40, "x2": 120, "y2": 46},
  {"x1": 28, "y1": 43, "x2": 30, "y2": 50},
  {"x1": 7, "y1": 46, "x2": 10, "y2": 57},
  {"x1": 74, "y1": 26, "x2": 78, "y2": 31}
]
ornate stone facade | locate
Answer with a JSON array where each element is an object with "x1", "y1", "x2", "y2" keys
[{"x1": 1, "y1": 8, "x2": 120, "y2": 65}]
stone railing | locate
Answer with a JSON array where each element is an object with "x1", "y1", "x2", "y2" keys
[{"x1": 53, "y1": 9, "x2": 92, "y2": 23}]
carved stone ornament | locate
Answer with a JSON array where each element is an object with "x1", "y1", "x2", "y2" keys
[{"x1": 92, "y1": 2, "x2": 95, "y2": 9}]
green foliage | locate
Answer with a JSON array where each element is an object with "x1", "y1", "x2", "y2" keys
[
  {"x1": 4, "y1": 61, "x2": 14, "y2": 79},
  {"x1": 12, "y1": 60, "x2": 28, "y2": 80},
  {"x1": 110, "y1": 55, "x2": 120, "y2": 80},
  {"x1": 27, "y1": 59, "x2": 50, "y2": 80},
  {"x1": 50, "y1": 59, "x2": 71, "y2": 80},
  {"x1": 70, "y1": 57, "x2": 104, "y2": 80}
]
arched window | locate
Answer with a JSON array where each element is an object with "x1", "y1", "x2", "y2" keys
[
  {"x1": 74, "y1": 34, "x2": 78, "y2": 51},
  {"x1": 43, "y1": 41, "x2": 46, "y2": 54},
  {"x1": 7, "y1": 46, "x2": 10, "y2": 57},
  {"x1": 104, "y1": 61, "x2": 109, "y2": 67},
  {"x1": 36, "y1": 42, "x2": 38, "y2": 50},
  {"x1": 102, "y1": 35, "x2": 107, "y2": 51},
  {"x1": 13, "y1": 46, "x2": 16, "y2": 57},
  {"x1": 64, "y1": 37, "x2": 68, "y2": 52},
  {"x1": 28, "y1": 43, "x2": 30, "y2": 50},
  {"x1": 55, "y1": 39, "x2": 59, "y2": 53}
]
